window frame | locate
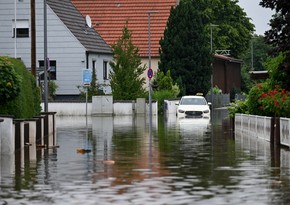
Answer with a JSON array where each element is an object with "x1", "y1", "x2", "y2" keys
[
  {"x1": 38, "y1": 60, "x2": 57, "y2": 80},
  {"x1": 12, "y1": 19, "x2": 29, "y2": 38}
]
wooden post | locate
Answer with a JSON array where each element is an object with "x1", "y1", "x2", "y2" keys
[{"x1": 31, "y1": 0, "x2": 36, "y2": 76}]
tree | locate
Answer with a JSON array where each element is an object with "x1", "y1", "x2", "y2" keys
[
  {"x1": 159, "y1": 0, "x2": 254, "y2": 96},
  {"x1": 159, "y1": 0, "x2": 212, "y2": 95},
  {"x1": 109, "y1": 24, "x2": 146, "y2": 100},
  {"x1": 260, "y1": 0, "x2": 290, "y2": 57},
  {"x1": 259, "y1": 0, "x2": 290, "y2": 89},
  {"x1": 239, "y1": 35, "x2": 272, "y2": 92},
  {"x1": 207, "y1": 0, "x2": 255, "y2": 58}
]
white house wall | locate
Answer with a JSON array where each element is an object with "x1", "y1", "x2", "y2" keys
[
  {"x1": 87, "y1": 53, "x2": 112, "y2": 94},
  {"x1": 0, "y1": 1, "x2": 31, "y2": 59},
  {"x1": 0, "y1": 1, "x2": 112, "y2": 95}
]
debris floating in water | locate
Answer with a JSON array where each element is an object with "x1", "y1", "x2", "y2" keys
[
  {"x1": 102, "y1": 160, "x2": 115, "y2": 165},
  {"x1": 76, "y1": 148, "x2": 91, "y2": 154}
]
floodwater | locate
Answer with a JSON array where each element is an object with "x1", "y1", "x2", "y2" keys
[{"x1": 1, "y1": 109, "x2": 290, "y2": 205}]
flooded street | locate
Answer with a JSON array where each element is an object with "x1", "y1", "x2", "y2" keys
[{"x1": 1, "y1": 109, "x2": 290, "y2": 204}]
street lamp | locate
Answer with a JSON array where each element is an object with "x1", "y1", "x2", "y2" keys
[
  {"x1": 251, "y1": 38, "x2": 254, "y2": 70},
  {"x1": 209, "y1": 24, "x2": 218, "y2": 108},
  {"x1": 14, "y1": 0, "x2": 17, "y2": 58},
  {"x1": 43, "y1": 0, "x2": 48, "y2": 112},
  {"x1": 148, "y1": 11, "x2": 156, "y2": 134}
]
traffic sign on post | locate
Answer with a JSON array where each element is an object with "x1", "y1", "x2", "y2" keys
[
  {"x1": 147, "y1": 68, "x2": 153, "y2": 79},
  {"x1": 82, "y1": 69, "x2": 92, "y2": 85}
]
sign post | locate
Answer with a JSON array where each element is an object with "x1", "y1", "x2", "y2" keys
[{"x1": 82, "y1": 69, "x2": 92, "y2": 122}]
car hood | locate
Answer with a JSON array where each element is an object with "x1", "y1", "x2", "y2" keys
[{"x1": 178, "y1": 104, "x2": 209, "y2": 111}]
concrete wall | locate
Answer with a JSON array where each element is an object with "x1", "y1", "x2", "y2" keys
[
  {"x1": 0, "y1": 117, "x2": 14, "y2": 155},
  {"x1": 280, "y1": 118, "x2": 290, "y2": 147},
  {"x1": 41, "y1": 97, "x2": 158, "y2": 116},
  {"x1": 0, "y1": 113, "x2": 56, "y2": 155}
]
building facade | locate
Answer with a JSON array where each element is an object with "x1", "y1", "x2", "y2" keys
[{"x1": 0, "y1": 0, "x2": 113, "y2": 97}]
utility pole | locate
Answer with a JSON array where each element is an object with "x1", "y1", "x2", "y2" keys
[{"x1": 31, "y1": 0, "x2": 36, "y2": 76}]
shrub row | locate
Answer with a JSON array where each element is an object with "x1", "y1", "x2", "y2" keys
[{"x1": 0, "y1": 57, "x2": 41, "y2": 118}]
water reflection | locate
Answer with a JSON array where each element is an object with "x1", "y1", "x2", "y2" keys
[{"x1": 1, "y1": 111, "x2": 290, "y2": 204}]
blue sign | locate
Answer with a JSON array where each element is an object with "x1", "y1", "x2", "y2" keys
[
  {"x1": 82, "y1": 69, "x2": 92, "y2": 84},
  {"x1": 147, "y1": 68, "x2": 153, "y2": 79}
]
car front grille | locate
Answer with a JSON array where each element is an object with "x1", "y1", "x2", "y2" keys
[{"x1": 185, "y1": 111, "x2": 203, "y2": 116}]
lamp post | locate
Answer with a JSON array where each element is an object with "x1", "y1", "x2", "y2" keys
[
  {"x1": 148, "y1": 11, "x2": 156, "y2": 133},
  {"x1": 251, "y1": 38, "x2": 254, "y2": 70},
  {"x1": 43, "y1": 0, "x2": 48, "y2": 112},
  {"x1": 14, "y1": 0, "x2": 17, "y2": 58},
  {"x1": 148, "y1": 11, "x2": 156, "y2": 165},
  {"x1": 209, "y1": 24, "x2": 218, "y2": 108}
]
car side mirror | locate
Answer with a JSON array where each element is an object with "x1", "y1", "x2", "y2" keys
[
  {"x1": 175, "y1": 102, "x2": 179, "y2": 105},
  {"x1": 208, "y1": 102, "x2": 212, "y2": 106}
]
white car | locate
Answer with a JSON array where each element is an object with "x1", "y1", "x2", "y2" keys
[{"x1": 176, "y1": 95, "x2": 211, "y2": 118}]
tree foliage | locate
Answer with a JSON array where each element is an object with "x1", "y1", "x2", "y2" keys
[
  {"x1": 0, "y1": 56, "x2": 21, "y2": 104},
  {"x1": 260, "y1": 0, "x2": 290, "y2": 90},
  {"x1": 152, "y1": 70, "x2": 180, "y2": 114},
  {"x1": 159, "y1": 0, "x2": 254, "y2": 96},
  {"x1": 207, "y1": 0, "x2": 255, "y2": 58},
  {"x1": 0, "y1": 57, "x2": 41, "y2": 118},
  {"x1": 239, "y1": 35, "x2": 273, "y2": 92},
  {"x1": 260, "y1": 0, "x2": 290, "y2": 58},
  {"x1": 109, "y1": 25, "x2": 146, "y2": 100},
  {"x1": 159, "y1": 0, "x2": 212, "y2": 95}
]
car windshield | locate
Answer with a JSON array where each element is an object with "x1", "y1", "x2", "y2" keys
[{"x1": 180, "y1": 97, "x2": 207, "y2": 105}]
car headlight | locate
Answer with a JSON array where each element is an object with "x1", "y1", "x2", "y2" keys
[
  {"x1": 178, "y1": 109, "x2": 185, "y2": 113},
  {"x1": 203, "y1": 109, "x2": 210, "y2": 113}
]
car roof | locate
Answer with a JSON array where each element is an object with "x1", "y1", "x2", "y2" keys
[{"x1": 181, "y1": 95, "x2": 205, "y2": 99}]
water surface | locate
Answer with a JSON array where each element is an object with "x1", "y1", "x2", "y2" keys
[{"x1": 1, "y1": 110, "x2": 290, "y2": 205}]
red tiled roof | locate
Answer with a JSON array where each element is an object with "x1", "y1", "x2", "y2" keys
[{"x1": 71, "y1": 0, "x2": 177, "y2": 57}]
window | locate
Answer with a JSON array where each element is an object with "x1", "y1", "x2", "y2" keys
[
  {"x1": 103, "y1": 61, "x2": 108, "y2": 80},
  {"x1": 38, "y1": 60, "x2": 57, "y2": 80},
  {"x1": 92, "y1": 60, "x2": 96, "y2": 70},
  {"x1": 12, "y1": 19, "x2": 29, "y2": 38}
]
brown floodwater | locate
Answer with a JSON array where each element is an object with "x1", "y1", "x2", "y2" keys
[{"x1": 1, "y1": 109, "x2": 290, "y2": 205}]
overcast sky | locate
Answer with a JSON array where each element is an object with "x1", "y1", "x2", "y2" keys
[{"x1": 237, "y1": 0, "x2": 274, "y2": 35}]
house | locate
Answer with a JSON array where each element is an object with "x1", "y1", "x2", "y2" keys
[
  {"x1": 213, "y1": 54, "x2": 243, "y2": 94},
  {"x1": 71, "y1": 0, "x2": 179, "y2": 86},
  {"x1": 0, "y1": 0, "x2": 113, "y2": 98}
]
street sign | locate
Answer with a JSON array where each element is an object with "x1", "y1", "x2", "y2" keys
[
  {"x1": 82, "y1": 69, "x2": 92, "y2": 85},
  {"x1": 147, "y1": 68, "x2": 153, "y2": 79}
]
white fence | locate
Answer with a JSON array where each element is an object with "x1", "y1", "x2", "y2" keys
[
  {"x1": 235, "y1": 114, "x2": 272, "y2": 142},
  {"x1": 280, "y1": 118, "x2": 290, "y2": 147},
  {"x1": 235, "y1": 114, "x2": 290, "y2": 148}
]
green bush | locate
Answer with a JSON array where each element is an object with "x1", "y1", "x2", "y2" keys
[
  {"x1": 0, "y1": 56, "x2": 21, "y2": 103},
  {"x1": 227, "y1": 99, "x2": 248, "y2": 118},
  {"x1": 0, "y1": 57, "x2": 41, "y2": 118},
  {"x1": 48, "y1": 81, "x2": 58, "y2": 101},
  {"x1": 152, "y1": 90, "x2": 176, "y2": 114}
]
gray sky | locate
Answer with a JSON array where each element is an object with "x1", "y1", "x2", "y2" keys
[{"x1": 237, "y1": 0, "x2": 274, "y2": 35}]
